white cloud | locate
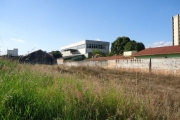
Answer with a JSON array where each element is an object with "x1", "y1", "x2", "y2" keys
[
  {"x1": 147, "y1": 41, "x2": 172, "y2": 48},
  {"x1": 95, "y1": 38, "x2": 101, "y2": 41},
  {"x1": 11, "y1": 38, "x2": 25, "y2": 43}
]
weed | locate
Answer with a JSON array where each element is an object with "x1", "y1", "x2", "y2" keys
[{"x1": 0, "y1": 59, "x2": 180, "y2": 119}]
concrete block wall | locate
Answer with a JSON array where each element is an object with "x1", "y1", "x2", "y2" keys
[
  {"x1": 115, "y1": 59, "x2": 150, "y2": 73},
  {"x1": 115, "y1": 59, "x2": 149, "y2": 69},
  {"x1": 62, "y1": 58, "x2": 180, "y2": 76},
  {"x1": 64, "y1": 61, "x2": 108, "y2": 68},
  {"x1": 151, "y1": 58, "x2": 180, "y2": 75},
  {"x1": 151, "y1": 59, "x2": 180, "y2": 70}
]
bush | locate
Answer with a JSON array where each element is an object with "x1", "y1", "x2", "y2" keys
[{"x1": 71, "y1": 55, "x2": 85, "y2": 61}]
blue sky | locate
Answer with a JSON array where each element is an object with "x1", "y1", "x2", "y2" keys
[{"x1": 0, "y1": 0, "x2": 179, "y2": 55}]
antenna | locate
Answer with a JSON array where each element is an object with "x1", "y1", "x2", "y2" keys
[{"x1": 31, "y1": 47, "x2": 36, "y2": 53}]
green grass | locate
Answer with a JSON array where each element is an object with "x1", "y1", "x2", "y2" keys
[{"x1": 0, "y1": 58, "x2": 169, "y2": 119}]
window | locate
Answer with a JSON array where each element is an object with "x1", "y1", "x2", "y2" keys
[
  {"x1": 87, "y1": 44, "x2": 90, "y2": 48},
  {"x1": 95, "y1": 45, "x2": 97, "y2": 49},
  {"x1": 90, "y1": 44, "x2": 92, "y2": 48},
  {"x1": 86, "y1": 44, "x2": 108, "y2": 49},
  {"x1": 88, "y1": 44, "x2": 92, "y2": 48},
  {"x1": 92, "y1": 44, "x2": 94, "y2": 49}
]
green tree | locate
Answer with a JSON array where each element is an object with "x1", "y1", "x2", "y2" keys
[
  {"x1": 124, "y1": 40, "x2": 137, "y2": 51},
  {"x1": 92, "y1": 49, "x2": 104, "y2": 57},
  {"x1": 71, "y1": 55, "x2": 85, "y2": 61},
  {"x1": 50, "y1": 51, "x2": 62, "y2": 59},
  {"x1": 136, "y1": 42, "x2": 145, "y2": 51},
  {"x1": 107, "y1": 52, "x2": 113, "y2": 56},
  {"x1": 111, "y1": 36, "x2": 130, "y2": 55},
  {"x1": 111, "y1": 37, "x2": 145, "y2": 55}
]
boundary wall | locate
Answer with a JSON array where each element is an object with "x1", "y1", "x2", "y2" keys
[{"x1": 63, "y1": 58, "x2": 180, "y2": 76}]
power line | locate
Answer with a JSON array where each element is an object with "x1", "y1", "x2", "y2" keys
[
  {"x1": 0, "y1": 46, "x2": 1, "y2": 56},
  {"x1": 0, "y1": 36, "x2": 6, "y2": 55}
]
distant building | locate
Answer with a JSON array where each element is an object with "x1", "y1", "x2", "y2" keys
[
  {"x1": 133, "y1": 45, "x2": 180, "y2": 59},
  {"x1": 172, "y1": 14, "x2": 180, "y2": 46},
  {"x1": 60, "y1": 40, "x2": 110, "y2": 58},
  {"x1": 7, "y1": 48, "x2": 18, "y2": 56}
]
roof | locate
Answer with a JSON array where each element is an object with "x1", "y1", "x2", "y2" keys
[
  {"x1": 23, "y1": 49, "x2": 53, "y2": 58},
  {"x1": 134, "y1": 45, "x2": 180, "y2": 56},
  {"x1": 87, "y1": 55, "x2": 133, "y2": 61},
  {"x1": 23, "y1": 49, "x2": 43, "y2": 57}
]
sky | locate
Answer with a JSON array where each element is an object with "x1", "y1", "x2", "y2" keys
[{"x1": 0, "y1": 0, "x2": 180, "y2": 55}]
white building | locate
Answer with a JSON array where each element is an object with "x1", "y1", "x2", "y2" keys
[
  {"x1": 60, "y1": 40, "x2": 110, "y2": 58},
  {"x1": 172, "y1": 14, "x2": 180, "y2": 46},
  {"x1": 7, "y1": 48, "x2": 18, "y2": 56},
  {"x1": 123, "y1": 51, "x2": 137, "y2": 57}
]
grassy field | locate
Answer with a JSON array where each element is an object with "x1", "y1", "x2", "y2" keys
[{"x1": 0, "y1": 58, "x2": 180, "y2": 120}]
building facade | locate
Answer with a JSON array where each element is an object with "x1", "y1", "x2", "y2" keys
[
  {"x1": 60, "y1": 40, "x2": 110, "y2": 58},
  {"x1": 172, "y1": 14, "x2": 180, "y2": 46},
  {"x1": 7, "y1": 48, "x2": 18, "y2": 56}
]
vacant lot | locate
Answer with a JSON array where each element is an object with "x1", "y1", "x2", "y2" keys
[{"x1": 0, "y1": 59, "x2": 180, "y2": 119}]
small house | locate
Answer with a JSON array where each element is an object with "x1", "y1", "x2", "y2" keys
[{"x1": 134, "y1": 45, "x2": 180, "y2": 59}]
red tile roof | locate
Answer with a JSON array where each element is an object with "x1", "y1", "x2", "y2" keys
[{"x1": 134, "y1": 45, "x2": 180, "y2": 56}]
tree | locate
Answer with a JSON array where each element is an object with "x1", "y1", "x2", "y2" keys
[
  {"x1": 111, "y1": 36, "x2": 145, "y2": 55},
  {"x1": 92, "y1": 49, "x2": 104, "y2": 57},
  {"x1": 71, "y1": 55, "x2": 85, "y2": 61},
  {"x1": 50, "y1": 51, "x2": 62, "y2": 59},
  {"x1": 107, "y1": 52, "x2": 113, "y2": 56},
  {"x1": 124, "y1": 40, "x2": 137, "y2": 51},
  {"x1": 111, "y1": 36, "x2": 130, "y2": 55},
  {"x1": 136, "y1": 42, "x2": 145, "y2": 51}
]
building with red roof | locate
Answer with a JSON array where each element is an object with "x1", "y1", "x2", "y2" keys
[{"x1": 134, "y1": 45, "x2": 180, "y2": 59}]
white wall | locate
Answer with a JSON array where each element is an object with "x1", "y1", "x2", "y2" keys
[
  {"x1": 61, "y1": 51, "x2": 72, "y2": 56},
  {"x1": 61, "y1": 40, "x2": 86, "y2": 50},
  {"x1": 78, "y1": 48, "x2": 86, "y2": 54},
  {"x1": 123, "y1": 51, "x2": 137, "y2": 57},
  {"x1": 61, "y1": 49, "x2": 85, "y2": 57},
  {"x1": 62, "y1": 58, "x2": 180, "y2": 76}
]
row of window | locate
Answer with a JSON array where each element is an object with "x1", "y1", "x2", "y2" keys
[
  {"x1": 86, "y1": 44, "x2": 107, "y2": 49},
  {"x1": 63, "y1": 44, "x2": 108, "y2": 51}
]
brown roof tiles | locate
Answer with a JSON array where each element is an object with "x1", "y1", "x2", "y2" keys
[{"x1": 134, "y1": 45, "x2": 180, "y2": 56}]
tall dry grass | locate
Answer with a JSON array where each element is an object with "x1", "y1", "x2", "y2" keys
[
  {"x1": 54, "y1": 65, "x2": 180, "y2": 119},
  {"x1": 0, "y1": 58, "x2": 180, "y2": 119}
]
